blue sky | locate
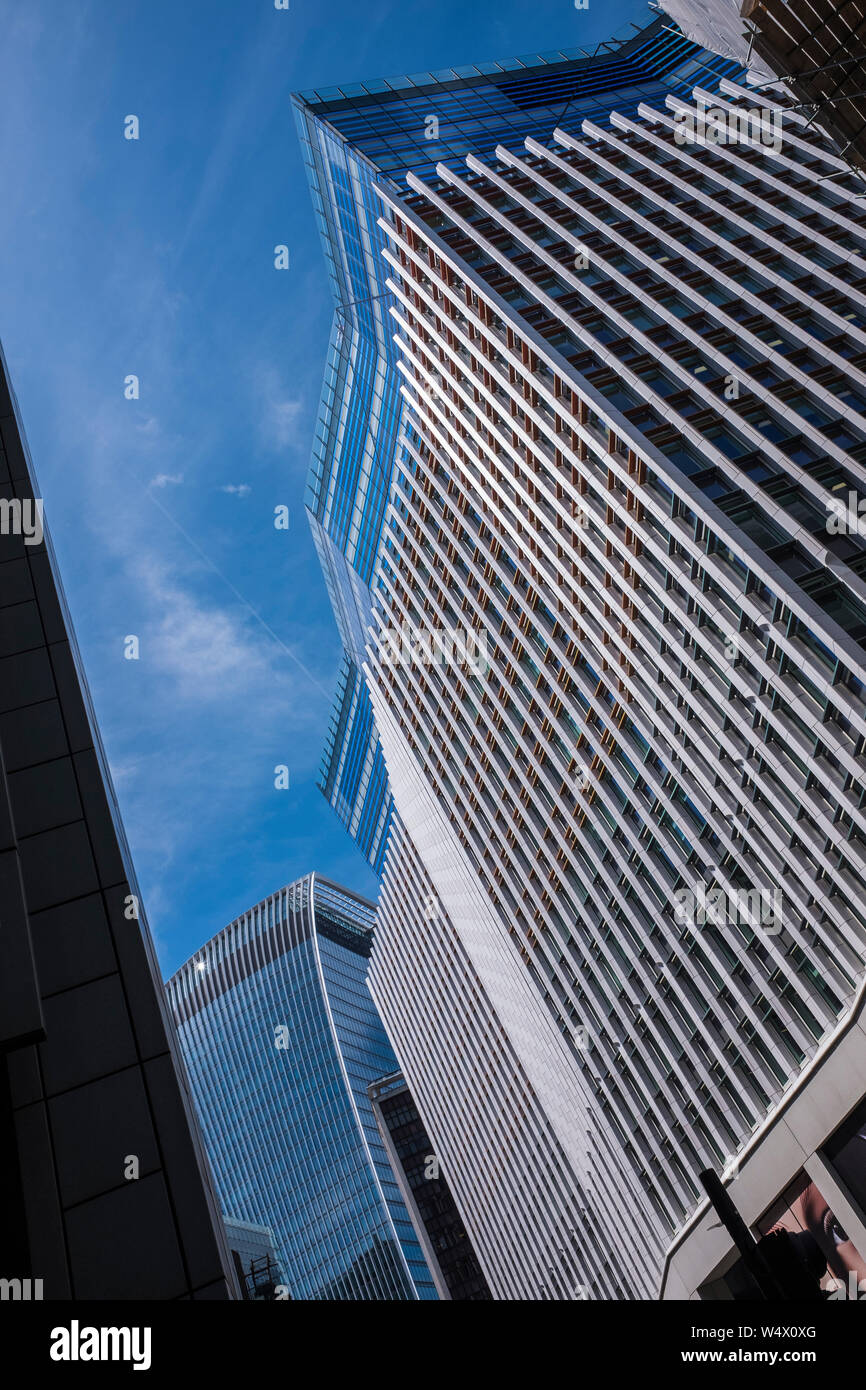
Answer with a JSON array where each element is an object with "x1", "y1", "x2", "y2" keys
[{"x1": 0, "y1": 0, "x2": 649, "y2": 976}]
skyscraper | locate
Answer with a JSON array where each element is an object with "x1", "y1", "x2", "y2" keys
[
  {"x1": 166, "y1": 874, "x2": 438, "y2": 1301},
  {"x1": 364, "y1": 67, "x2": 866, "y2": 1298},
  {"x1": 300, "y1": 19, "x2": 866, "y2": 1299},
  {"x1": 294, "y1": 15, "x2": 740, "y2": 871},
  {"x1": 0, "y1": 345, "x2": 237, "y2": 1301}
]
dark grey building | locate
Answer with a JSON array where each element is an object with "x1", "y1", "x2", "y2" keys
[
  {"x1": 367, "y1": 1073, "x2": 491, "y2": 1301},
  {"x1": 0, "y1": 346, "x2": 237, "y2": 1301}
]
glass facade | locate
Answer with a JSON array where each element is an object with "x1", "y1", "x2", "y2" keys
[
  {"x1": 166, "y1": 875, "x2": 437, "y2": 1301},
  {"x1": 294, "y1": 15, "x2": 740, "y2": 874},
  {"x1": 295, "y1": 20, "x2": 735, "y2": 183},
  {"x1": 319, "y1": 653, "x2": 393, "y2": 874}
]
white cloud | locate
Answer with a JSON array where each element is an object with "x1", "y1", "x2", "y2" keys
[
  {"x1": 128, "y1": 553, "x2": 277, "y2": 702},
  {"x1": 150, "y1": 472, "x2": 183, "y2": 488},
  {"x1": 267, "y1": 395, "x2": 303, "y2": 448},
  {"x1": 253, "y1": 364, "x2": 305, "y2": 450},
  {"x1": 220, "y1": 483, "x2": 251, "y2": 496},
  {"x1": 135, "y1": 415, "x2": 161, "y2": 439}
]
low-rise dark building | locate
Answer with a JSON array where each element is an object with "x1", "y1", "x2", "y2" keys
[
  {"x1": 367, "y1": 1072, "x2": 492, "y2": 1301},
  {"x1": 224, "y1": 1218, "x2": 289, "y2": 1300}
]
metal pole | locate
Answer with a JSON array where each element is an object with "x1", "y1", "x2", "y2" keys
[{"x1": 699, "y1": 1168, "x2": 787, "y2": 1300}]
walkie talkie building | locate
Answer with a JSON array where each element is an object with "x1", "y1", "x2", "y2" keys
[{"x1": 166, "y1": 874, "x2": 437, "y2": 1301}]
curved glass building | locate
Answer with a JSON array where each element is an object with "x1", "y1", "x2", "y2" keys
[{"x1": 166, "y1": 874, "x2": 437, "y2": 1301}]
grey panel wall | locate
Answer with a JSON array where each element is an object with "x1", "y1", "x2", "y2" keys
[{"x1": 0, "y1": 346, "x2": 237, "y2": 1301}]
